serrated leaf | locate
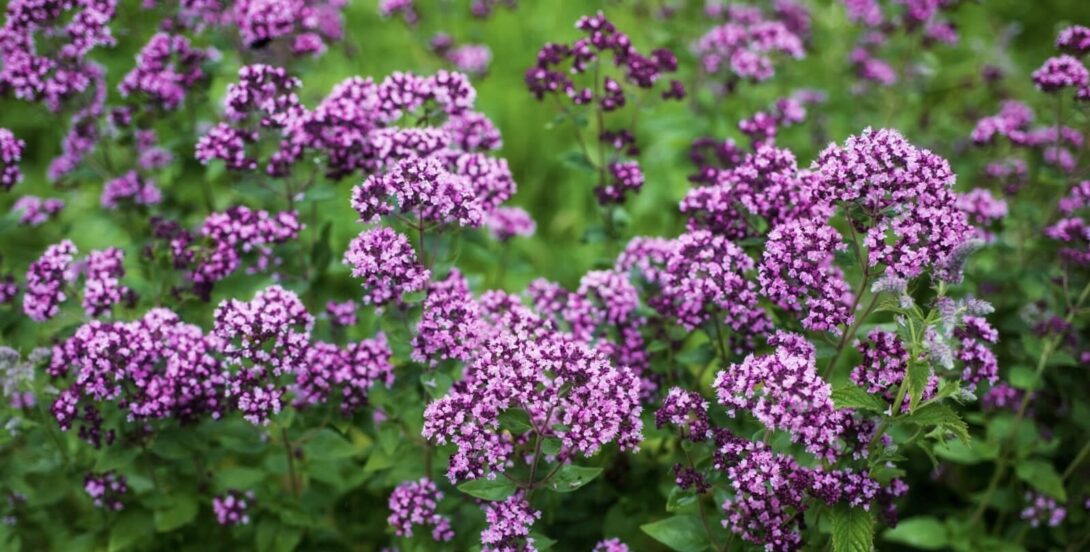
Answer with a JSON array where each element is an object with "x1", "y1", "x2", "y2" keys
[
  {"x1": 545, "y1": 465, "x2": 602, "y2": 493},
  {"x1": 640, "y1": 515, "x2": 709, "y2": 552},
  {"x1": 458, "y1": 477, "x2": 517, "y2": 501},
  {"x1": 830, "y1": 505, "x2": 874, "y2": 552},
  {"x1": 1015, "y1": 460, "x2": 1066, "y2": 501},
  {"x1": 882, "y1": 516, "x2": 948, "y2": 550},
  {"x1": 898, "y1": 403, "x2": 970, "y2": 443},
  {"x1": 831, "y1": 384, "x2": 888, "y2": 412}
]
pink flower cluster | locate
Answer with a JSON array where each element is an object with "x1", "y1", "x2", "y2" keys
[
  {"x1": 695, "y1": 11, "x2": 805, "y2": 84},
  {"x1": 759, "y1": 217, "x2": 853, "y2": 333},
  {"x1": 386, "y1": 478, "x2": 454, "y2": 541},
  {"x1": 12, "y1": 195, "x2": 64, "y2": 226},
  {"x1": 480, "y1": 493, "x2": 540, "y2": 552},
  {"x1": 212, "y1": 490, "x2": 254, "y2": 526},
  {"x1": 0, "y1": 128, "x2": 25, "y2": 190}
]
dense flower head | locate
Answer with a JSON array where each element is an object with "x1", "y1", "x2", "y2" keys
[
  {"x1": 811, "y1": 127, "x2": 975, "y2": 280},
  {"x1": 351, "y1": 156, "x2": 484, "y2": 227},
  {"x1": 24, "y1": 239, "x2": 78, "y2": 322},
  {"x1": 212, "y1": 490, "x2": 254, "y2": 526},
  {"x1": 971, "y1": 100, "x2": 1034, "y2": 145},
  {"x1": 681, "y1": 145, "x2": 817, "y2": 239},
  {"x1": 84, "y1": 472, "x2": 127, "y2": 511},
  {"x1": 525, "y1": 11, "x2": 682, "y2": 105},
  {"x1": 0, "y1": 276, "x2": 16, "y2": 305},
  {"x1": 324, "y1": 300, "x2": 357, "y2": 327},
  {"x1": 12, "y1": 195, "x2": 64, "y2": 226},
  {"x1": 655, "y1": 387, "x2": 712, "y2": 441},
  {"x1": 412, "y1": 269, "x2": 484, "y2": 366},
  {"x1": 719, "y1": 440, "x2": 809, "y2": 551},
  {"x1": 231, "y1": 0, "x2": 345, "y2": 52},
  {"x1": 593, "y1": 538, "x2": 630, "y2": 552},
  {"x1": 1057, "y1": 25, "x2": 1090, "y2": 56},
  {"x1": 1021, "y1": 491, "x2": 1066, "y2": 528},
  {"x1": 118, "y1": 32, "x2": 212, "y2": 110},
  {"x1": 0, "y1": 129, "x2": 26, "y2": 190},
  {"x1": 0, "y1": 0, "x2": 117, "y2": 110},
  {"x1": 101, "y1": 171, "x2": 162, "y2": 209},
  {"x1": 49, "y1": 308, "x2": 225, "y2": 438},
  {"x1": 293, "y1": 334, "x2": 393, "y2": 414},
  {"x1": 695, "y1": 16, "x2": 805, "y2": 84},
  {"x1": 47, "y1": 63, "x2": 106, "y2": 181},
  {"x1": 213, "y1": 285, "x2": 313, "y2": 424},
  {"x1": 595, "y1": 161, "x2": 644, "y2": 205},
  {"x1": 714, "y1": 332, "x2": 844, "y2": 462},
  {"x1": 957, "y1": 188, "x2": 1007, "y2": 240},
  {"x1": 759, "y1": 217, "x2": 853, "y2": 333},
  {"x1": 480, "y1": 493, "x2": 540, "y2": 552},
  {"x1": 189, "y1": 206, "x2": 301, "y2": 296},
  {"x1": 982, "y1": 382, "x2": 1025, "y2": 412},
  {"x1": 81, "y1": 247, "x2": 131, "y2": 317},
  {"x1": 343, "y1": 226, "x2": 430, "y2": 307},
  {"x1": 487, "y1": 206, "x2": 536, "y2": 242},
  {"x1": 423, "y1": 331, "x2": 642, "y2": 482},
  {"x1": 954, "y1": 316, "x2": 999, "y2": 390},
  {"x1": 447, "y1": 44, "x2": 492, "y2": 75},
  {"x1": 659, "y1": 229, "x2": 771, "y2": 349},
  {"x1": 849, "y1": 330, "x2": 927, "y2": 409},
  {"x1": 1032, "y1": 55, "x2": 1089, "y2": 92},
  {"x1": 387, "y1": 478, "x2": 454, "y2": 541},
  {"x1": 615, "y1": 235, "x2": 674, "y2": 286}
]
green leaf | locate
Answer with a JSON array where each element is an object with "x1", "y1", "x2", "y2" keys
[
  {"x1": 560, "y1": 150, "x2": 596, "y2": 173},
  {"x1": 154, "y1": 495, "x2": 198, "y2": 532},
  {"x1": 831, "y1": 384, "x2": 888, "y2": 412},
  {"x1": 1008, "y1": 366, "x2": 1041, "y2": 390},
  {"x1": 109, "y1": 510, "x2": 153, "y2": 552},
  {"x1": 540, "y1": 438, "x2": 562, "y2": 456},
  {"x1": 217, "y1": 466, "x2": 266, "y2": 490},
  {"x1": 545, "y1": 465, "x2": 602, "y2": 493},
  {"x1": 1015, "y1": 460, "x2": 1067, "y2": 501},
  {"x1": 640, "y1": 515, "x2": 709, "y2": 552},
  {"x1": 531, "y1": 533, "x2": 556, "y2": 551},
  {"x1": 420, "y1": 372, "x2": 453, "y2": 399},
  {"x1": 95, "y1": 447, "x2": 139, "y2": 472},
  {"x1": 882, "y1": 516, "x2": 948, "y2": 550},
  {"x1": 377, "y1": 426, "x2": 401, "y2": 455},
  {"x1": 498, "y1": 409, "x2": 534, "y2": 434},
  {"x1": 665, "y1": 487, "x2": 698, "y2": 514},
  {"x1": 302, "y1": 428, "x2": 357, "y2": 460},
  {"x1": 676, "y1": 344, "x2": 715, "y2": 367},
  {"x1": 458, "y1": 477, "x2": 517, "y2": 501},
  {"x1": 906, "y1": 360, "x2": 931, "y2": 411},
  {"x1": 898, "y1": 403, "x2": 969, "y2": 443},
  {"x1": 830, "y1": 506, "x2": 874, "y2": 552}
]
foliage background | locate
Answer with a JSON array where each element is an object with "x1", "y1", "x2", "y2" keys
[{"x1": 3, "y1": 0, "x2": 1090, "y2": 550}]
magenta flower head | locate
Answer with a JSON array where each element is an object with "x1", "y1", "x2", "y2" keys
[
  {"x1": 810, "y1": 127, "x2": 975, "y2": 281},
  {"x1": 101, "y1": 171, "x2": 162, "y2": 209},
  {"x1": 325, "y1": 299, "x2": 358, "y2": 327},
  {"x1": 1057, "y1": 25, "x2": 1090, "y2": 56},
  {"x1": 12, "y1": 196, "x2": 64, "y2": 226},
  {"x1": 387, "y1": 478, "x2": 454, "y2": 541},
  {"x1": 24, "y1": 240, "x2": 78, "y2": 322},
  {"x1": 213, "y1": 490, "x2": 255, "y2": 526},
  {"x1": 480, "y1": 493, "x2": 540, "y2": 552},
  {"x1": 0, "y1": 129, "x2": 26, "y2": 190},
  {"x1": 344, "y1": 226, "x2": 430, "y2": 308},
  {"x1": 759, "y1": 217, "x2": 853, "y2": 333},
  {"x1": 118, "y1": 32, "x2": 213, "y2": 110},
  {"x1": 81, "y1": 247, "x2": 131, "y2": 317},
  {"x1": 412, "y1": 269, "x2": 484, "y2": 366},
  {"x1": 1032, "y1": 55, "x2": 1090, "y2": 92},
  {"x1": 84, "y1": 472, "x2": 127, "y2": 511},
  {"x1": 487, "y1": 206, "x2": 536, "y2": 242}
]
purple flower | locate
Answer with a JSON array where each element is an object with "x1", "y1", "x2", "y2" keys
[
  {"x1": 714, "y1": 332, "x2": 844, "y2": 462},
  {"x1": 12, "y1": 196, "x2": 64, "y2": 226},
  {"x1": 480, "y1": 493, "x2": 540, "y2": 552},
  {"x1": 343, "y1": 227, "x2": 430, "y2": 308},
  {"x1": 118, "y1": 32, "x2": 212, "y2": 110},
  {"x1": 593, "y1": 538, "x2": 630, "y2": 552},
  {"x1": 81, "y1": 247, "x2": 131, "y2": 317},
  {"x1": 213, "y1": 490, "x2": 254, "y2": 526},
  {"x1": 387, "y1": 478, "x2": 454, "y2": 541},
  {"x1": 84, "y1": 472, "x2": 127, "y2": 511},
  {"x1": 0, "y1": 129, "x2": 26, "y2": 190},
  {"x1": 189, "y1": 207, "x2": 302, "y2": 298},
  {"x1": 325, "y1": 300, "x2": 358, "y2": 327},
  {"x1": 487, "y1": 206, "x2": 536, "y2": 242},
  {"x1": 759, "y1": 217, "x2": 853, "y2": 333},
  {"x1": 24, "y1": 240, "x2": 78, "y2": 322},
  {"x1": 351, "y1": 156, "x2": 484, "y2": 227},
  {"x1": 447, "y1": 44, "x2": 492, "y2": 75},
  {"x1": 413, "y1": 269, "x2": 484, "y2": 366},
  {"x1": 595, "y1": 161, "x2": 644, "y2": 205},
  {"x1": 1032, "y1": 55, "x2": 1089, "y2": 92},
  {"x1": 1057, "y1": 25, "x2": 1090, "y2": 56},
  {"x1": 101, "y1": 171, "x2": 162, "y2": 209},
  {"x1": 1021, "y1": 491, "x2": 1066, "y2": 528}
]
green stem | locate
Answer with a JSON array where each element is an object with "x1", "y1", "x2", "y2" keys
[{"x1": 282, "y1": 427, "x2": 300, "y2": 499}]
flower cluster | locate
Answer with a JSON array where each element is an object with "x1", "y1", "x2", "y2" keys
[
  {"x1": 0, "y1": 128, "x2": 25, "y2": 190},
  {"x1": 714, "y1": 332, "x2": 844, "y2": 462},
  {"x1": 84, "y1": 472, "x2": 127, "y2": 511},
  {"x1": 231, "y1": 0, "x2": 345, "y2": 55},
  {"x1": 386, "y1": 478, "x2": 454, "y2": 541},
  {"x1": 324, "y1": 300, "x2": 357, "y2": 327},
  {"x1": 11, "y1": 196, "x2": 63, "y2": 226},
  {"x1": 759, "y1": 217, "x2": 853, "y2": 333},
  {"x1": 486, "y1": 206, "x2": 536, "y2": 242},
  {"x1": 213, "y1": 285, "x2": 312, "y2": 425},
  {"x1": 1020, "y1": 491, "x2": 1066, "y2": 528},
  {"x1": 695, "y1": 9, "x2": 805, "y2": 84},
  {"x1": 351, "y1": 156, "x2": 484, "y2": 227},
  {"x1": 343, "y1": 227, "x2": 430, "y2": 308},
  {"x1": 118, "y1": 32, "x2": 213, "y2": 110},
  {"x1": 810, "y1": 127, "x2": 975, "y2": 281},
  {"x1": 81, "y1": 247, "x2": 131, "y2": 317},
  {"x1": 188, "y1": 207, "x2": 302, "y2": 298},
  {"x1": 480, "y1": 493, "x2": 540, "y2": 552},
  {"x1": 412, "y1": 269, "x2": 484, "y2": 366},
  {"x1": 842, "y1": 0, "x2": 961, "y2": 88},
  {"x1": 23, "y1": 240, "x2": 78, "y2": 322},
  {"x1": 423, "y1": 330, "x2": 642, "y2": 482},
  {"x1": 212, "y1": 490, "x2": 254, "y2": 526},
  {"x1": 101, "y1": 171, "x2": 162, "y2": 209}
]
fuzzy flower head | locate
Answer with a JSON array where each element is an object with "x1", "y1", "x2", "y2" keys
[
  {"x1": 387, "y1": 478, "x2": 454, "y2": 541},
  {"x1": 1032, "y1": 55, "x2": 1089, "y2": 93},
  {"x1": 343, "y1": 227, "x2": 430, "y2": 308},
  {"x1": 480, "y1": 493, "x2": 541, "y2": 552},
  {"x1": 24, "y1": 240, "x2": 78, "y2": 322},
  {"x1": 12, "y1": 196, "x2": 64, "y2": 226},
  {"x1": 84, "y1": 472, "x2": 127, "y2": 511},
  {"x1": 212, "y1": 490, "x2": 254, "y2": 525},
  {"x1": 487, "y1": 206, "x2": 536, "y2": 242},
  {"x1": 759, "y1": 217, "x2": 853, "y2": 333}
]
